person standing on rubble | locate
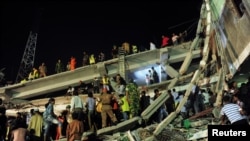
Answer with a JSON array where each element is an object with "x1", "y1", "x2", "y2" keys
[
  {"x1": 55, "y1": 59, "x2": 64, "y2": 74},
  {"x1": 99, "y1": 88, "x2": 118, "y2": 128},
  {"x1": 101, "y1": 74, "x2": 110, "y2": 92},
  {"x1": 220, "y1": 95, "x2": 249, "y2": 125},
  {"x1": 171, "y1": 33, "x2": 179, "y2": 46},
  {"x1": 70, "y1": 91, "x2": 85, "y2": 122},
  {"x1": 85, "y1": 92, "x2": 96, "y2": 131},
  {"x1": 43, "y1": 98, "x2": 62, "y2": 141},
  {"x1": 66, "y1": 112, "x2": 84, "y2": 141},
  {"x1": 66, "y1": 86, "x2": 74, "y2": 96},
  {"x1": 92, "y1": 77, "x2": 100, "y2": 94},
  {"x1": 161, "y1": 35, "x2": 170, "y2": 48},
  {"x1": 70, "y1": 56, "x2": 76, "y2": 70},
  {"x1": 28, "y1": 108, "x2": 43, "y2": 141},
  {"x1": 39, "y1": 62, "x2": 47, "y2": 77},
  {"x1": 154, "y1": 89, "x2": 168, "y2": 123}
]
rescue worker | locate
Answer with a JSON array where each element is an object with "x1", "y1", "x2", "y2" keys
[
  {"x1": 89, "y1": 54, "x2": 96, "y2": 65},
  {"x1": 99, "y1": 88, "x2": 118, "y2": 128},
  {"x1": 28, "y1": 68, "x2": 39, "y2": 80},
  {"x1": 119, "y1": 94, "x2": 130, "y2": 121},
  {"x1": 126, "y1": 79, "x2": 140, "y2": 118},
  {"x1": 70, "y1": 56, "x2": 76, "y2": 70},
  {"x1": 20, "y1": 78, "x2": 28, "y2": 84},
  {"x1": 132, "y1": 45, "x2": 138, "y2": 54},
  {"x1": 101, "y1": 74, "x2": 110, "y2": 92}
]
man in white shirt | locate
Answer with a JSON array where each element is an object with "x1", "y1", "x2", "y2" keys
[
  {"x1": 220, "y1": 95, "x2": 249, "y2": 125},
  {"x1": 176, "y1": 92, "x2": 187, "y2": 118},
  {"x1": 171, "y1": 33, "x2": 179, "y2": 46},
  {"x1": 67, "y1": 86, "x2": 74, "y2": 96},
  {"x1": 150, "y1": 42, "x2": 156, "y2": 50},
  {"x1": 70, "y1": 91, "x2": 85, "y2": 122}
]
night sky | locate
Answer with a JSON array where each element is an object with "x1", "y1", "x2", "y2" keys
[{"x1": 0, "y1": 1, "x2": 202, "y2": 82}]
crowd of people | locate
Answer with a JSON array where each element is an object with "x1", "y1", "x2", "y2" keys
[
  {"x1": 5, "y1": 74, "x2": 250, "y2": 141},
  {"x1": 0, "y1": 71, "x2": 179, "y2": 141},
  {"x1": 17, "y1": 31, "x2": 188, "y2": 84}
]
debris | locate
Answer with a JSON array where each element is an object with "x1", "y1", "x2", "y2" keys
[
  {"x1": 188, "y1": 108, "x2": 214, "y2": 120},
  {"x1": 155, "y1": 128, "x2": 186, "y2": 141},
  {"x1": 127, "y1": 130, "x2": 135, "y2": 141},
  {"x1": 190, "y1": 119, "x2": 209, "y2": 127},
  {"x1": 187, "y1": 129, "x2": 207, "y2": 140}
]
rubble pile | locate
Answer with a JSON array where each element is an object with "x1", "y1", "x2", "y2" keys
[
  {"x1": 154, "y1": 128, "x2": 186, "y2": 141},
  {"x1": 94, "y1": 112, "x2": 216, "y2": 141}
]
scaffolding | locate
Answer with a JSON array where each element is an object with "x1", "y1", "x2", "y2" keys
[{"x1": 15, "y1": 31, "x2": 38, "y2": 83}]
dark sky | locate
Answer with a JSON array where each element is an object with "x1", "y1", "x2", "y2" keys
[{"x1": 0, "y1": 1, "x2": 202, "y2": 82}]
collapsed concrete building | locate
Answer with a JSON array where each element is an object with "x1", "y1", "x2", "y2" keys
[{"x1": 94, "y1": 0, "x2": 250, "y2": 140}]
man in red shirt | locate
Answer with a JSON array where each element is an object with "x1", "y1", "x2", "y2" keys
[{"x1": 161, "y1": 35, "x2": 170, "y2": 48}]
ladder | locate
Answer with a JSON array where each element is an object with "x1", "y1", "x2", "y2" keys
[{"x1": 118, "y1": 47, "x2": 127, "y2": 82}]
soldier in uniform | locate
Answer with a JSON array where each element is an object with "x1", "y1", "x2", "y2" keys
[
  {"x1": 99, "y1": 88, "x2": 118, "y2": 128},
  {"x1": 126, "y1": 79, "x2": 140, "y2": 118}
]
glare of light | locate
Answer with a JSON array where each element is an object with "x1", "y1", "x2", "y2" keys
[
  {"x1": 133, "y1": 65, "x2": 162, "y2": 83},
  {"x1": 134, "y1": 69, "x2": 151, "y2": 80}
]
